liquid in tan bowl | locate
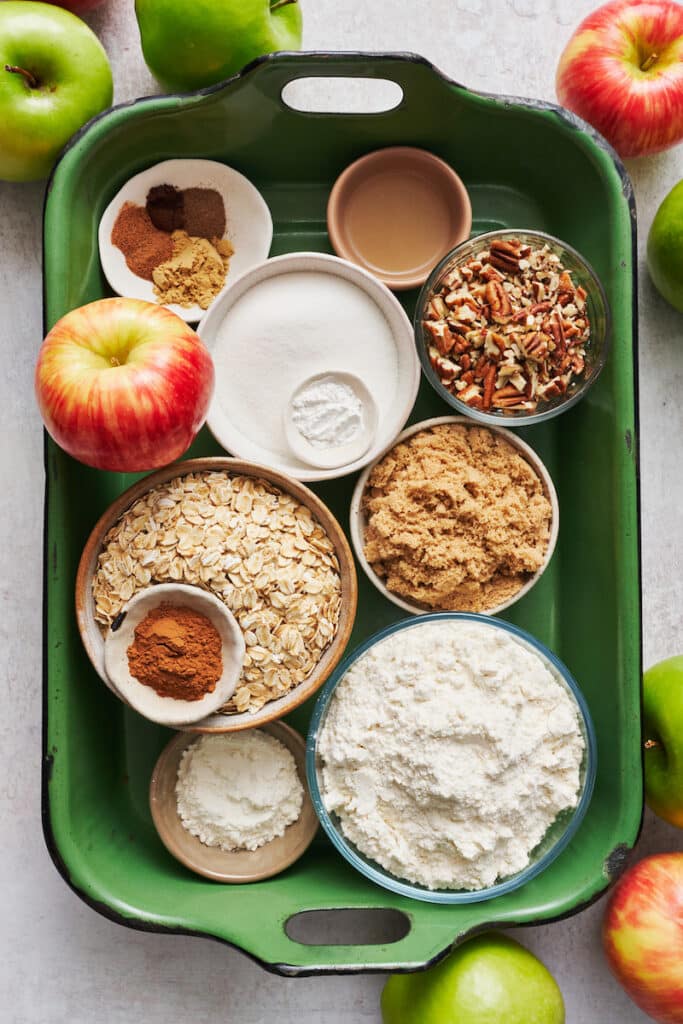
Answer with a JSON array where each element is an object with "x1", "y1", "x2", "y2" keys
[{"x1": 327, "y1": 147, "x2": 472, "y2": 291}]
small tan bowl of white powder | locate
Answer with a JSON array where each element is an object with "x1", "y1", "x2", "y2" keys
[
  {"x1": 307, "y1": 614, "x2": 596, "y2": 904},
  {"x1": 150, "y1": 722, "x2": 318, "y2": 882}
]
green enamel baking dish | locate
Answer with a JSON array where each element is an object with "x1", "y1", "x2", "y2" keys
[{"x1": 42, "y1": 52, "x2": 641, "y2": 974}]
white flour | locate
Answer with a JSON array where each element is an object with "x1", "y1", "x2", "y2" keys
[
  {"x1": 318, "y1": 620, "x2": 585, "y2": 891},
  {"x1": 291, "y1": 377, "x2": 363, "y2": 448},
  {"x1": 212, "y1": 271, "x2": 397, "y2": 461},
  {"x1": 176, "y1": 731, "x2": 303, "y2": 852}
]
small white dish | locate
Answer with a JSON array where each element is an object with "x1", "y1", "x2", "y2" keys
[
  {"x1": 198, "y1": 252, "x2": 420, "y2": 482},
  {"x1": 103, "y1": 583, "x2": 245, "y2": 727},
  {"x1": 350, "y1": 416, "x2": 559, "y2": 617},
  {"x1": 283, "y1": 371, "x2": 378, "y2": 470},
  {"x1": 98, "y1": 159, "x2": 273, "y2": 323}
]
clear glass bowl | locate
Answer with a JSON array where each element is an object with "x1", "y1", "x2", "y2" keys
[
  {"x1": 306, "y1": 613, "x2": 597, "y2": 905},
  {"x1": 414, "y1": 229, "x2": 611, "y2": 426}
]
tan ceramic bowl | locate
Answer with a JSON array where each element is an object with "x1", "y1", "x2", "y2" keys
[
  {"x1": 327, "y1": 146, "x2": 472, "y2": 291},
  {"x1": 75, "y1": 457, "x2": 358, "y2": 733},
  {"x1": 350, "y1": 416, "x2": 559, "y2": 617},
  {"x1": 149, "y1": 722, "x2": 318, "y2": 882}
]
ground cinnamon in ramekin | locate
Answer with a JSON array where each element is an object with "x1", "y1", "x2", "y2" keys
[
  {"x1": 111, "y1": 201, "x2": 173, "y2": 280},
  {"x1": 127, "y1": 603, "x2": 222, "y2": 701},
  {"x1": 362, "y1": 423, "x2": 552, "y2": 612}
]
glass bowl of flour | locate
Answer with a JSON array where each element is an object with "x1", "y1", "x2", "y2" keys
[{"x1": 306, "y1": 614, "x2": 596, "y2": 904}]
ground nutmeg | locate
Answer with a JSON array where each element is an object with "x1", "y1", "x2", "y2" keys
[{"x1": 127, "y1": 603, "x2": 223, "y2": 701}]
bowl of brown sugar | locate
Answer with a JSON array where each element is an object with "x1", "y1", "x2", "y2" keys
[
  {"x1": 98, "y1": 159, "x2": 273, "y2": 323},
  {"x1": 350, "y1": 416, "x2": 559, "y2": 616}
]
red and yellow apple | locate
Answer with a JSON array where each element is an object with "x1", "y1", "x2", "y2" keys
[
  {"x1": 48, "y1": 0, "x2": 107, "y2": 11},
  {"x1": 556, "y1": 0, "x2": 683, "y2": 158},
  {"x1": 35, "y1": 298, "x2": 214, "y2": 472},
  {"x1": 603, "y1": 853, "x2": 683, "y2": 1023}
]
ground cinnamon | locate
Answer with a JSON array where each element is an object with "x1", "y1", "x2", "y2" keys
[
  {"x1": 111, "y1": 202, "x2": 173, "y2": 280},
  {"x1": 127, "y1": 603, "x2": 222, "y2": 701}
]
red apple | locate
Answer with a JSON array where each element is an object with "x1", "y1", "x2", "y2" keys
[
  {"x1": 48, "y1": 0, "x2": 108, "y2": 12},
  {"x1": 603, "y1": 853, "x2": 683, "y2": 1023},
  {"x1": 556, "y1": 0, "x2": 683, "y2": 158},
  {"x1": 35, "y1": 298, "x2": 214, "y2": 472}
]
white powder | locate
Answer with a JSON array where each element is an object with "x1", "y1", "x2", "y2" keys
[
  {"x1": 176, "y1": 731, "x2": 304, "y2": 852},
  {"x1": 318, "y1": 620, "x2": 585, "y2": 891},
  {"x1": 291, "y1": 377, "x2": 363, "y2": 448},
  {"x1": 212, "y1": 271, "x2": 398, "y2": 461}
]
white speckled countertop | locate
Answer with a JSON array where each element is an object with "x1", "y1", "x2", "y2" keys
[{"x1": 1, "y1": 1, "x2": 681, "y2": 1021}]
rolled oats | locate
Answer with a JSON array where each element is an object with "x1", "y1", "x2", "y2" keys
[{"x1": 92, "y1": 472, "x2": 342, "y2": 715}]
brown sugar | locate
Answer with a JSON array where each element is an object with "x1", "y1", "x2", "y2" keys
[
  {"x1": 362, "y1": 423, "x2": 553, "y2": 612},
  {"x1": 110, "y1": 201, "x2": 174, "y2": 280}
]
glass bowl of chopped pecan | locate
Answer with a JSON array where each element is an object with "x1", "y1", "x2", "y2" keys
[{"x1": 415, "y1": 229, "x2": 610, "y2": 424}]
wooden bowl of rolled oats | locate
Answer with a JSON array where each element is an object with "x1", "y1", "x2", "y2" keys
[
  {"x1": 416, "y1": 229, "x2": 610, "y2": 426},
  {"x1": 75, "y1": 458, "x2": 358, "y2": 732}
]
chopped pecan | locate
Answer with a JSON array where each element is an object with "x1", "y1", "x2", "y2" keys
[
  {"x1": 430, "y1": 351, "x2": 460, "y2": 381},
  {"x1": 492, "y1": 384, "x2": 526, "y2": 408},
  {"x1": 521, "y1": 331, "x2": 550, "y2": 361},
  {"x1": 548, "y1": 313, "x2": 566, "y2": 355},
  {"x1": 485, "y1": 280, "x2": 512, "y2": 323},
  {"x1": 425, "y1": 320, "x2": 456, "y2": 355},
  {"x1": 428, "y1": 295, "x2": 449, "y2": 319},
  {"x1": 459, "y1": 383, "x2": 483, "y2": 406},
  {"x1": 482, "y1": 364, "x2": 497, "y2": 410},
  {"x1": 558, "y1": 270, "x2": 574, "y2": 293},
  {"x1": 488, "y1": 239, "x2": 522, "y2": 274}
]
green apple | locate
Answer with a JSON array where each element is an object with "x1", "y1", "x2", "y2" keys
[
  {"x1": 0, "y1": 1, "x2": 113, "y2": 182},
  {"x1": 644, "y1": 655, "x2": 683, "y2": 828},
  {"x1": 647, "y1": 179, "x2": 683, "y2": 313},
  {"x1": 135, "y1": 0, "x2": 303, "y2": 93},
  {"x1": 381, "y1": 934, "x2": 565, "y2": 1024}
]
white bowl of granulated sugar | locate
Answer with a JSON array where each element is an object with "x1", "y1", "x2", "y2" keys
[{"x1": 197, "y1": 252, "x2": 421, "y2": 482}]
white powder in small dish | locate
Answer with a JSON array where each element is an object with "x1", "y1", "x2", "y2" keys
[
  {"x1": 176, "y1": 731, "x2": 304, "y2": 851},
  {"x1": 318, "y1": 620, "x2": 585, "y2": 891},
  {"x1": 291, "y1": 377, "x2": 363, "y2": 448}
]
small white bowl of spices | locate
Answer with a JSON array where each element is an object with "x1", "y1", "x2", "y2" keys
[
  {"x1": 98, "y1": 159, "x2": 273, "y2": 323},
  {"x1": 103, "y1": 583, "x2": 245, "y2": 727}
]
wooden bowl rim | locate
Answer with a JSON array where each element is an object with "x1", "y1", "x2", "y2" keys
[{"x1": 75, "y1": 456, "x2": 358, "y2": 731}]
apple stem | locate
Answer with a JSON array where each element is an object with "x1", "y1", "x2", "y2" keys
[
  {"x1": 270, "y1": 0, "x2": 297, "y2": 10},
  {"x1": 110, "y1": 356, "x2": 121, "y2": 367},
  {"x1": 640, "y1": 52, "x2": 659, "y2": 72},
  {"x1": 4, "y1": 64, "x2": 39, "y2": 89},
  {"x1": 644, "y1": 739, "x2": 661, "y2": 750}
]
